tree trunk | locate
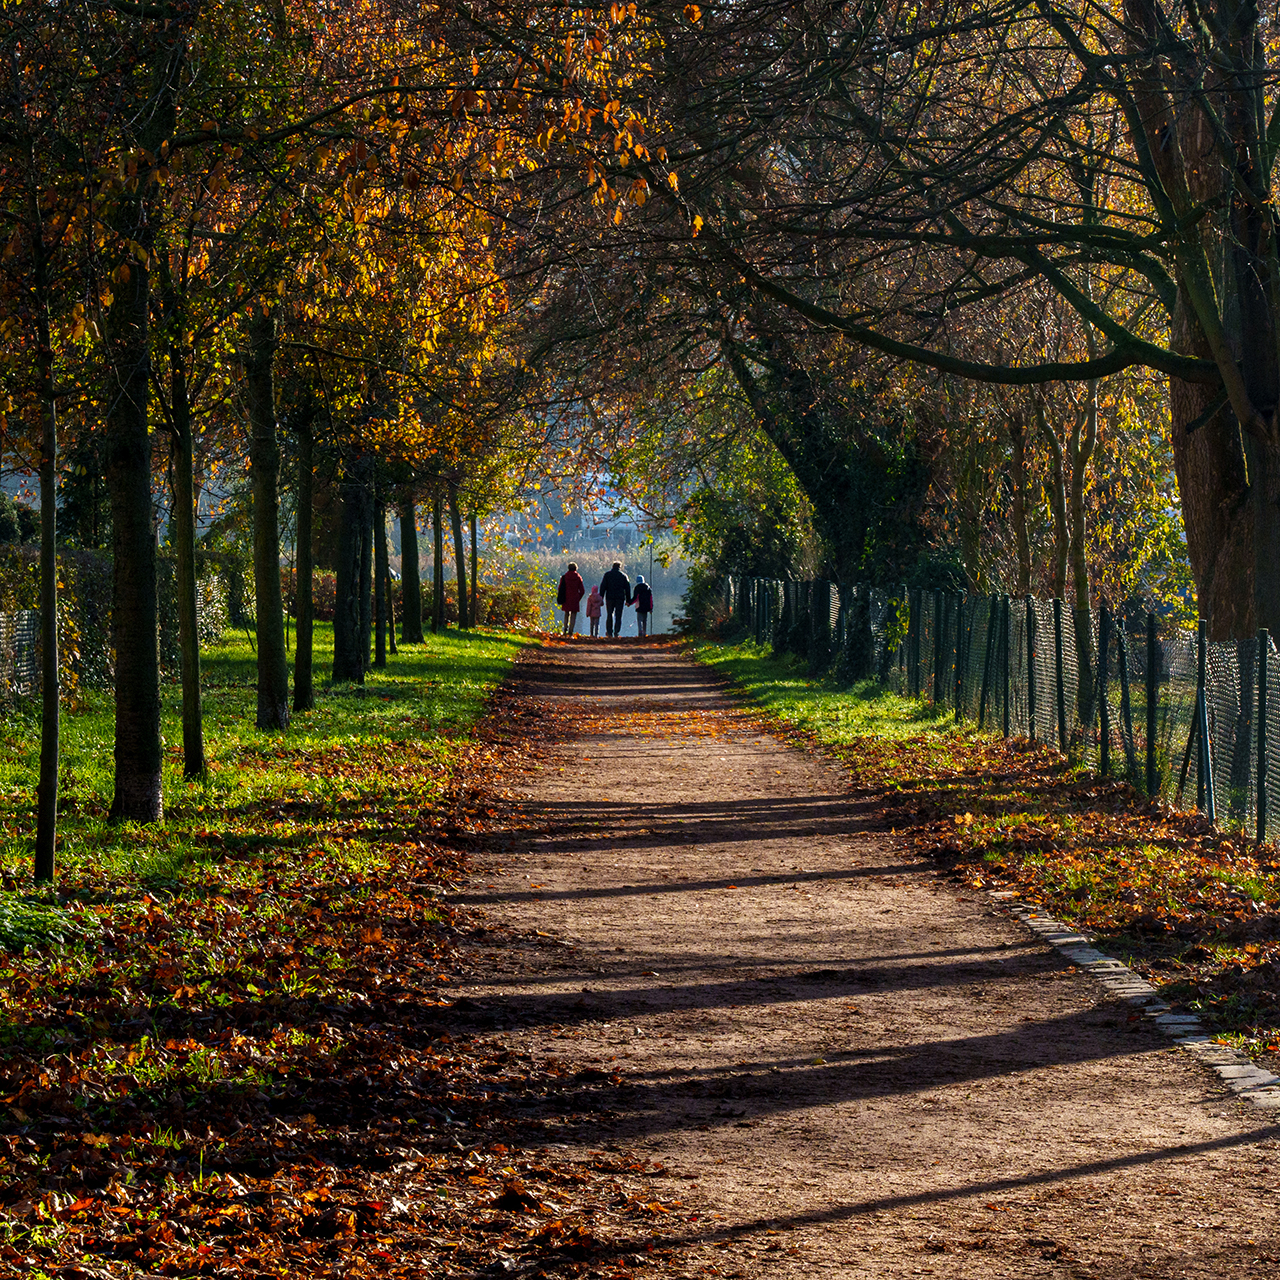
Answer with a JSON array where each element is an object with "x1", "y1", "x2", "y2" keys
[
  {"x1": 34, "y1": 266, "x2": 58, "y2": 880},
  {"x1": 1069, "y1": 386, "x2": 1098, "y2": 727},
  {"x1": 449, "y1": 480, "x2": 468, "y2": 628},
  {"x1": 1038, "y1": 397, "x2": 1070, "y2": 602},
  {"x1": 470, "y1": 512, "x2": 478, "y2": 626},
  {"x1": 386, "y1": 559, "x2": 398, "y2": 656},
  {"x1": 245, "y1": 309, "x2": 289, "y2": 731},
  {"x1": 1008, "y1": 409, "x2": 1031, "y2": 597},
  {"x1": 170, "y1": 338, "x2": 204, "y2": 774},
  {"x1": 432, "y1": 494, "x2": 445, "y2": 632},
  {"x1": 104, "y1": 243, "x2": 163, "y2": 822},
  {"x1": 332, "y1": 454, "x2": 370, "y2": 683},
  {"x1": 155, "y1": 255, "x2": 204, "y2": 777},
  {"x1": 293, "y1": 413, "x2": 315, "y2": 711},
  {"x1": 360, "y1": 494, "x2": 373, "y2": 666},
  {"x1": 374, "y1": 491, "x2": 388, "y2": 668},
  {"x1": 1248, "y1": 434, "x2": 1280, "y2": 637},
  {"x1": 400, "y1": 501, "x2": 424, "y2": 642}
]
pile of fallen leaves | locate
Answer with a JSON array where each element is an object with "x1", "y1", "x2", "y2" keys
[
  {"x1": 0, "y1": 662, "x2": 700, "y2": 1278},
  {"x1": 824, "y1": 732, "x2": 1280, "y2": 1061}
]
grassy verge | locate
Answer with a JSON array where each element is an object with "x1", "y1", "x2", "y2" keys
[
  {"x1": 0, "y1": 623, "x2": 527, "y2": 887},
  {"x1": 690, "y1": 638, "x2": 1280, "y2": 1066}
]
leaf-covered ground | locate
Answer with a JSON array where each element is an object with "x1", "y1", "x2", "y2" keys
[
  {"x1": 0, "y1": 629, "x2": 700, "y2": 1279},
  {"x1": 691, "y1": 639, "x2": 1280, "y2": 1067}
]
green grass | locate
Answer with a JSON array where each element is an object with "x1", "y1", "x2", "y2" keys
[
  {"x1": 0, "y1": 622, "x2": 533, "y2": 895},
  {"x1": 687, "y1": 637, "x2": 953, "y2": 743}
]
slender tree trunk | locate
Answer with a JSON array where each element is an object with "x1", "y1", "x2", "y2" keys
[
  {"x1": 432, "y1": 493, "x2": 445, "y2": 632},
  {"x1": 1038, "y1": 397, "x2": 1070, "y2": 602},
  {"x1": 1069, "y1": 385, "x2": 1098, "y2": 726},
  {"x1": 360, "y1": 496, "x2": 373, "y2": 666},
  {"x1": 333, "y1": 453, "x2": 370, "y2": 682},
  {"x1": 374, "y1": 490, "x2": 388, "y2": 668},
  {"x1": 470, "y1": 512, "x2": 478, "y2": 626},
  {"x1": 386, "y1": 559, "x2": 398, "y2": 656},
  {"x1": 158, "y1": 257, "x2": 204, "y2": 776},
  {"x1": 1008, "y1": 409, "x2": 1031, "y2": 597},
  {"x1": 103, "y1": 2, "x2": 186, "y2": 822},
  {"x1": 400, "y1": 501, "x2": 423, "y2": 642},
  {"x1": 449, "y1": 480, "x2": 468, "y2": 628},
  {"x1": 104, "y1": 239, "x2": 163, "y2": 822},
  {"x1": 33, "y1": 258, "x2": 58, "y2": 880},
  {"x1": 293, "y1": 413, "x2": 314, "y2": 711},
  {"x1": 245, "y1": 309, "x2": 289, "y2": 731},
  {"x1": 170, "y1": 341, "x2": 204, "y2": 774}
]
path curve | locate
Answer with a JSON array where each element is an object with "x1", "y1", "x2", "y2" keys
[{"x1": 460, "y1": 642, "x2": 1280, "y2": 1278}]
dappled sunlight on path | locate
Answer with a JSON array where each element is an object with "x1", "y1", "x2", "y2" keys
[{"x1": 462, "y1": 643, "x2": 1280, "y2": 1278}]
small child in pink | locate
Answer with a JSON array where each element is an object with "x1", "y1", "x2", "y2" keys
[{"x1": 585, "y1": 585, "x2": 603, "y2": 637}]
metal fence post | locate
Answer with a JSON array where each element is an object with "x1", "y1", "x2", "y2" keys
[
  {"x1": 1001, "y1": 595, "x2": 1011, "y2": 737},
  {"x1": 954, "y1": 593, "x2": 965, "y2": 719},
  {"x1": 909, "y1": 587, "x2": 922, "y2": 695},
  {"x1": 1117, "y1": 623, "x2": 1137, "y2": 783},
  {"x1": 1259, "y1": 628, "x2": 1269, "y2": 843},
  {"x1": 1146, "y1": 611, "x2": 1158, "y2": 795},
  {"x1": 1197, "y1": 618, "x2": 1216, "y2": 823},
  {"x1": 932, "y1": 588, "x2": 944, "y2": 705},
  {"x1": 1099, "y1": 606, "x2": 1111, "y2": 776},
  {"x1": 1026, "y1": 597, "x2": 1037, "y2": 742},
  {"x1": 1054, "y1": 597, "x2": 1067, "y2": 752}
]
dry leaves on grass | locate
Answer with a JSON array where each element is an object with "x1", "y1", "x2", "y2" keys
[
  {"x1": 822, "y1": 732, "x2": 1280, "y2": 1058},
  {"x1": 0, "y1": 668, "x2": 701, "y2": 1278}
]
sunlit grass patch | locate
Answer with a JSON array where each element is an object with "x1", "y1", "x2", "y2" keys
[{"x1": 686, "y1": 638, "x2": 953, "y2": 743}]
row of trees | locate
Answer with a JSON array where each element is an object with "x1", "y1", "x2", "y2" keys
[
  {"x1": 7, "y1": 0, "x2": 1274, "y2": 872},
  {"x1": 0, "y1": 0, "x2": 663, "y2": 877}
]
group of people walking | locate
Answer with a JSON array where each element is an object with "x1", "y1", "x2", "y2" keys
[{"x1": 556, "y1": 561, "x2": 655, "y2": 638}]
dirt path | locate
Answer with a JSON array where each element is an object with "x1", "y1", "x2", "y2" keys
[{"x1": 458, "y1": 642, "x2": 1280, "y2": 1278}]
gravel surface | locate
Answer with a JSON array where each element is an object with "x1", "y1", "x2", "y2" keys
[{"x1": 458, "y1": 641, "x2": 1280, "y2": 1278}]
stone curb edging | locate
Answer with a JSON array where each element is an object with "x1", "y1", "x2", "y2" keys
[{"x1": 990, "y1": 891, "x2": 1280, "y2": 1112}]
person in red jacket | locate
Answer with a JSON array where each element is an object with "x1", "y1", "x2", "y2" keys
[{"x1": 556, "y1": 562, "x2": 586, "y2": 636}]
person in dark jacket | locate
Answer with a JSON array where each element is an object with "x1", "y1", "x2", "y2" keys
[
  {"x1": 599, "y1": 561, "x2": 630, "y2": 638},
  {"x1": 631, "y1": 575, "x2": 654, "y2": 637},
  {"x1": 556, "y1": 562, "x2": 586, "y2": 636}
]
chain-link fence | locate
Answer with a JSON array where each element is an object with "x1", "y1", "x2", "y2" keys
[
  {"x1": 724, "y1": 576, "x2": 1280, "y2": 843},
  {"x1": 0, "y1": 554, "x2": 234, "y2": 704},
  {"x1": 0, "y1": 609, "x2": 38, "y2": 700}
]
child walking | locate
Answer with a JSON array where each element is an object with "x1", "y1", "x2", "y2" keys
[{"x1": 585, "y1": 585, "x2": 603, "y2": 637}]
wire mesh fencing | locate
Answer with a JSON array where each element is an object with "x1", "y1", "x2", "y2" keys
[
  {"x1": 0, "y1": 609, "x2": 39, "y2": 702},
  {"x1": 726, "y1": 576, "x2": 1280, "y2": 844}
]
